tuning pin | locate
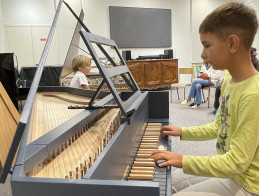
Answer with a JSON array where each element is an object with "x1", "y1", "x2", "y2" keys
[
  {"x1": 80, "y1": 169, "x2": 84, "y2": 178},
  {"x1": 103, "y1": 138, "x2": 106, "y2": 148},
  {"x1": 84, "y1": 165, "x2": 87, "y2": 174},
  {"x1": 75, "y1": 167, "x2": 79, "y2": 179},
  {"x1": 94, "y1": 152, "x2": 97, "y2": 161},
  {"x1": 48, "y1": 154, "x2": 52, "y2": 162},
  {"x1": 65, "y1": 141, "x2": 68, "y2": 148},
  {"x1": 89, "y1": 157, "x2": 92, "y2": 166},
  {"x1": 69, "y1": 171, "x2": 73, "y2": 179}
]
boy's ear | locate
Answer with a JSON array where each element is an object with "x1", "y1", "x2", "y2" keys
[{"x1": 227, "y1": 35, "x2": 240, "y2": 54}]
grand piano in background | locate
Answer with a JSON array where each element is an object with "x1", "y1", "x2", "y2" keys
[
  {"x1": 0, "y1": 1, "x2": 172, "y2": 196},
  {"x1": 0, "y1": 53, "x2": 19, "y2": 109}
]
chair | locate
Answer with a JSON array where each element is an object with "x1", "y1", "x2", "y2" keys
[
  {"x1": 201, "y1": 86, "x2": 210, "y2": 108},
  {"x1": 192, "y1": 63, "x2": 211, "y2": 108},
  {"x1": 170, "y1": 68, "x2": 193, "y2": 102}
]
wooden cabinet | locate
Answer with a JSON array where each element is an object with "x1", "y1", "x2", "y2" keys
[
  {"x1": 144, "y1": 61, "x2": 161, "y2": 86},
  {"x1": 127, "y1": 62, "x2": 145, "y2": 87},
  {"x1": 127, "y1": 59, "x2": 178, "y2": 90}
]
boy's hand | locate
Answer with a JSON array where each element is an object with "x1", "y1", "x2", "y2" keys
[
  {"x1": 160, "y1": 125, "x2": 182, "y2": 138},
  {"x1": 150, "y1": 150, "x2": 183, "y2": 168}
]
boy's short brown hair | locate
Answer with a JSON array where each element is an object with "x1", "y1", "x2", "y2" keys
[
  {"x1": 199, "y1": 2, "x2": 258, "y2": 50},
  {"x1": 72, "y1": 55, "x2": 91, "y2": 72}
]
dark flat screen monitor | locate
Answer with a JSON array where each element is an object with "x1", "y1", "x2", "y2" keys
[{"x1": 109, "y1": 6, "x2": 172, "y2": 48}]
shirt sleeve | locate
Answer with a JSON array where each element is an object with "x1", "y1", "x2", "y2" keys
[
  {"x1": 78, "y1": 74, "x2": 89, "y2": 86},
  {"x1": 182, "y1": 93, "x2": 259, "y2": 178},
  {"x1": 181, "y1": 112, "x2": 220, "y2": 141},
  {"x1": 209, "y1": 70, "x2": 221, "y2": 81}
]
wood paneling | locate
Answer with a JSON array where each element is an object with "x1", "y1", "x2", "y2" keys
[{"x1": 127, "y1": 59, "x2": 178, "y2": 90}]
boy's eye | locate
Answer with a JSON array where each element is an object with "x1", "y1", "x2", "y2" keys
[{"x1": 204, "y1": 44, "x2": 210, "y2": 48}]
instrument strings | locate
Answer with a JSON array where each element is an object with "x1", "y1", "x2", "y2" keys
[
  {"x1": 27, "y1": 92, "x2": 121, "y2": 179},
  {"x1": 27, "y1": 92, "x2": 91, "y2": 144},
  {"x1": 28, "y1": 108, "x2": 121, "y2": 179}
]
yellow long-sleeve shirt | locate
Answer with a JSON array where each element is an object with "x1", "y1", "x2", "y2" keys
[{"x1": 181, "y1": 73, "x2": 259, "y2": 194}]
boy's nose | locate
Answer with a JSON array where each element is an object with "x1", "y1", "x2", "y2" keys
[{"x1": 201, "y1": 51, "x2": 206, "y2": 61}]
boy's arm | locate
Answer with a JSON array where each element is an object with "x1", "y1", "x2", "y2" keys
[
  {"x1": 79, "y1": 75, "x2": 89, "y2": 89},
  {"x1": 81, "y1": 84, "x2": 90, "y2": 90},
  {"x1": 182, "y1": 94, "x2": 259, "y2": 177},
  {"x1": 181, "y1": 112, "x2": 220, "y2": 141}
]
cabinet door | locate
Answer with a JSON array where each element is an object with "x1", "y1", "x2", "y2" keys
[
  {"x1": 144, "y1": 61, "x2": 161, "y2": 86},
  {"x1": 127, "y1": 62, "x2": 145, "y2": 88},
  {"x1": 161, "y1": 60, "x2": 178, "y2": 84}
]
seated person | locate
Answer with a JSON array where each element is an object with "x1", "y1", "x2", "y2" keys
[
  {"x1": 69, "y1": 55, "x2": 91, "y2": 89},
  {"x1": 213, "y1": 71, "x2": 225, "y2": 114},
  {"x1": 251, "y1": 47, "x2": 259, "y2": 71},
  {"x1": 213, "y1": 80, "x2": 222, "y2": 114},
  {"x1": 181, "y1": 63, "x2": 221, "y2": 109}
]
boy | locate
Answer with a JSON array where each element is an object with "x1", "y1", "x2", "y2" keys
[
  {"x1": 151, "y1": 2, "x2": 259, "y2": 195},
  {"x1": 69, "y1": 55, "x2": 91, "y2": 89}
]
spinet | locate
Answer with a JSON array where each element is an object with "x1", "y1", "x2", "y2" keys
[{"x1": 0, "y1": 1, "x2": 171, "y2": 196}]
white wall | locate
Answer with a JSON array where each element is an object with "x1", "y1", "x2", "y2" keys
[
  {"x1": 83, "y1": 0, "x2": 191, "y2": 82},
  {"x1": 1, "y1": 0, "x2": 259, "y2": 76},
  {"x1": 0, "y1": 0, "x2": 7, "y2": 52},
  {"x1": 192, "y1": 0, "x2": 259, "y2": 63},
  {"x1": 1, "y1": 0, "x2": 192, "y2": 74},
  {"x1": 249, "y1": 0, "x2": 259, "y2": 48},
  {"x1": 2, "y1": 0, "x2": 55, "y2": 25},
  {"x1": 2, "y1": 0, "x2": 55, "y2": 68},
  {"x1": 83, "y1": 0, "x2": 191, "y2": 61},
  {"x1": 1, "y1": 0, "x2": 82, "y2": 69}
]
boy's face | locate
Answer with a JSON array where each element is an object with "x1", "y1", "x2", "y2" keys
[
  {"x1": 79, "y1": 65, "x2": 91, "y2": 75},
  {"x1": 200, "y1": 32, "x2": 229, "y2": 70}
]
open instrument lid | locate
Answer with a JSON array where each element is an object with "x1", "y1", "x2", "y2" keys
[
  {"x1": 0, "y1": 82, "x2": 20, "y2": 183},
  {"x1": 0, "y1": 0, "x2": 142, "y2": 183},
  {"x1": 0, "y1": 0, "x2": 66, "y2": 183}
]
